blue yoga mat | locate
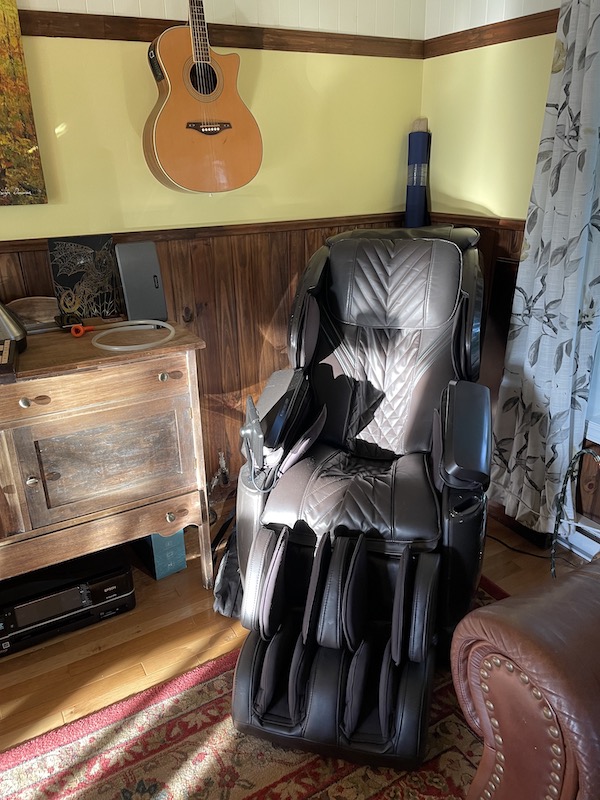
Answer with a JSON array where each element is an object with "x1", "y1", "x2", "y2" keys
[{"x1": 405, "y1": 130, "x2": 431, "y2": 228}]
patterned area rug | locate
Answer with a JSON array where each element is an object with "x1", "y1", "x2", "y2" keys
[{"x1": 0, "y1": 579, "x2": 506, "y2": 800}]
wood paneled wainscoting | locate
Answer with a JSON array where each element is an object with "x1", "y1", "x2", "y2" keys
[{"x1": 0, "y1": 213, "x2": 524, "y2": 488}]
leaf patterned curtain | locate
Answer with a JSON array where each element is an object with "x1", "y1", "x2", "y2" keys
[{"x1": 489, "y1": 0, "x2": 600, "y2": 535}]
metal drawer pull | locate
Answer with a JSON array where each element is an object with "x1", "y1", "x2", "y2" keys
[
  {"x1": 18, "y1": 395, "x2": 51, "y2": 408},
  {"x1": 158, "y1": 370, "x2": 183, "y2": 382},
  {"x1": 165, "y1": 512, "x2": 176, "y2": 523},
  {"x1": 25, "y1": 476, "x2": 39, "y2": 486}
]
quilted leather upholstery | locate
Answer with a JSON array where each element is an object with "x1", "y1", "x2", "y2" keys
[
  {"x1": 262, "y1": 444, "x2": 440, "y2": 546},
  {"x1": 327, "y1": 238, "x2": 462, "y2": 330},
  {"x1": 311, "y1": 237, "x2": 461, "y2": 458}
]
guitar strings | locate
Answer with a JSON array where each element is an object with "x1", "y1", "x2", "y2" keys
[
  {"x1": 200, "y1": 6, "x2": 214, "y2": 98},
  {"x1": 190, "y1": 1, "x2": 214, "y2": 158},
  {"x1": 190, "y1": 3, "x2": 204, "y2": 98}
]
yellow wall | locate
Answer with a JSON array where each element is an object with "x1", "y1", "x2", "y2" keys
[
  {"x1": 0, "y1": 32, "x2": 557, "y2": 242},
  {"x1": 422, "y1": 35, "x2": 555, "y2": 219},
  {"x1": 0, "y1": 38, "x2": 422, "y2": 241}
]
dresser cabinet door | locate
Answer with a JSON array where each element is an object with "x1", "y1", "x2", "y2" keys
[{"x1": 12, "y1": 395, "x2": 197, "y2": 529}]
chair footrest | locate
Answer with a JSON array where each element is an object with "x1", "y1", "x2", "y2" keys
[{"x1": 231, "y1": 532, "x2": 441, "y2": 767}]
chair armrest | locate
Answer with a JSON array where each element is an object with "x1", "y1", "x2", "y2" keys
[
  {"x1": 439, "y1": 380, "x2": 491, "y2": 489},
  {"x1": 451, "y1": 562, "x2": 600, "y2": 800}
]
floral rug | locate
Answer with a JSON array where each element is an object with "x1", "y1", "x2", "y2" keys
[{"x1": 0, "y1": 579, "x2": 505, "y2": 800}]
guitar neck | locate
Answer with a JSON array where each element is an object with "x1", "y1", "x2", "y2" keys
[{"x1": 189, "y1": 0, "x2": 211, "y2": 64}]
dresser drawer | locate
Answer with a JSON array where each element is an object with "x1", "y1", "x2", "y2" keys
[
  {"x1": 0, "y1": 491, "x2": 202, "y2": 580},
  {"x1": 0, "y1": 353, "x2": 190, "y2": 424}
]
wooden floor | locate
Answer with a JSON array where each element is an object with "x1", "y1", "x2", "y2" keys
[{"x1": 0, "y1": 504, "x2": 584, "y2": 754}]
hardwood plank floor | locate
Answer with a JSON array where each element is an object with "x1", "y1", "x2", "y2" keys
[
  {"x1": 0, "y1": 504, "x2": 584, "y2": 753},
  {"x1": 483, "y1": 513, "x2": 583, "y2": 595}
]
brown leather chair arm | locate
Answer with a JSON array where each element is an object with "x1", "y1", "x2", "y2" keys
[{"x1": 451, "y1": 562, "x2": 600, "y2": 800}]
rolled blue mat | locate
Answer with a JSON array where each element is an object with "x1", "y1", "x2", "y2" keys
[{"x1": 405, "y1": 130, "x2": 431, "y2": 228}]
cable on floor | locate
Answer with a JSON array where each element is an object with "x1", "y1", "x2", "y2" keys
[{"x1": 486, "y1": 533, "x2": 583, "y2": 569}]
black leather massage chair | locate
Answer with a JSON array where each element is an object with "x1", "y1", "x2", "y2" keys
[{"x1": 230, "y1": 226, "x2": 491, "y2": 767}]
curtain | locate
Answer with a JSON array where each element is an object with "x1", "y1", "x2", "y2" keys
[{"x1": 489, "y1": 0, "x2": 600, "y2": 535}]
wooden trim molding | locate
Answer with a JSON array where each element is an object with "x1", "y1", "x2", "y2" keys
[
  {"x1": 429, "y1": 211, "x2": 524, "y2": 232},
  {"x1": 18, "y1": 11, "x2": 167, "y2": 43},
  {"x1": 0, "y1": 212, "x2": 526, "y2": 256},
  {"x1": 424, "y1": 10, "x2": 559, "y2": 58},
  {"x1": 19, "y1": 9, "x2": 557, "y2": 58},
  {"x1": 211, "y1": 25, "x2": 424, "y2": 58},
  {"x1": 17, "y1": 11, "x2": 422, "y2": 58}
]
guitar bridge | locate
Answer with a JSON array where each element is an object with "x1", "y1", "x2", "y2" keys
[{"x1": 186, "y1": 122, "x2": 232, "y2": 136}]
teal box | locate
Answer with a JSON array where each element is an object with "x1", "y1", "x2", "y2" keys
[{"x1": 135, "y1": 529, "x2": 187, "y2": 580}]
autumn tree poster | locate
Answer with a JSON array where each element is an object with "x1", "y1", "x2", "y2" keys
[{"x1": 0, "y1": 0, "x2": 47, "y2": 205}]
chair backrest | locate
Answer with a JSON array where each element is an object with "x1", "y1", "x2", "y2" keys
[{"x1": 292, "y1": 230, "x2": 482, "y2": 459}]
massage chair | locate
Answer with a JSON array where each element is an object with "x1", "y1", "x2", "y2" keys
[{"x1": 229, "y1": 226, "x2": 491, "y2": 767}]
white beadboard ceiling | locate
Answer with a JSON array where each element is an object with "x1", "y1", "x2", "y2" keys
[{"x1": 16, "y1": 0, "x2": 560, "y2": 40}]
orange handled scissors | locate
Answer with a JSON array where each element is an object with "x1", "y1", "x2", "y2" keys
[{"x1": 70, "y1": 324, "x2": 96, "y2": 337}]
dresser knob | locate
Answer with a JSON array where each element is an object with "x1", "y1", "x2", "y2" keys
[
  {"x1": 18, "y1": 395, "x2": 51, "y2": 408},
  {"x1": 25, "y1": 476, "x2": 39, "y2": 486},
  {"x1": 165, "y1": 511, "x2": 176, "y2": 523},
  {"x1": 158, "y1": 371, "x2": 183, "y2": 382}
]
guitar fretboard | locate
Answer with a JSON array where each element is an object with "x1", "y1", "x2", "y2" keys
[{"x1": 189, "y1": 0, "x2": 211, "y2": 64}]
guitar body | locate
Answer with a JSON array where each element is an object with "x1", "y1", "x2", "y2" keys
[{"x1": 143, "y1": 25, "x2": 263, "y2": 193}]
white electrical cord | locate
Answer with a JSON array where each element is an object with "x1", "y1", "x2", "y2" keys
[{"x1": 91, "y1": 320, "x2": 176, "y2": 352}]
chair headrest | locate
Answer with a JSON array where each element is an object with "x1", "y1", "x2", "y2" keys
[
  {"x1": 327, "y1": 237, "x2": 462, "y2": 330},
  {"x1": 327, "y1": 225, "x2": 480, "y2": 252}
]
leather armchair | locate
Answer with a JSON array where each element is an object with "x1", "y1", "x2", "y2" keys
[{"x1": 451, "y1": 561, "x2": 600, "y2": 800}]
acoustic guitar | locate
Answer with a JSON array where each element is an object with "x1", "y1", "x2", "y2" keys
[{"x1": 143, "y1": 0, "x2": 263, "y2": 193}]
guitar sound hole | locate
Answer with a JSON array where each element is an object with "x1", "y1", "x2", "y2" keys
[{"x1": 190, "y1": 63, "x2": 218, "y2": 95}]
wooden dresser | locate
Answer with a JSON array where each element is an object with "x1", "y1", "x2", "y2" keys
[{"x1": 0, "y1": 324, "x2": 213, "y2": 588}]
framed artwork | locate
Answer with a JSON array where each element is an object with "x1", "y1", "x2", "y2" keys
[
  {"x1": 0, "y1": 0, "x2": 47, "y2": 205},
  {"x1": 48, "y1": 235, "x2": 125, "y2": 320}
]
